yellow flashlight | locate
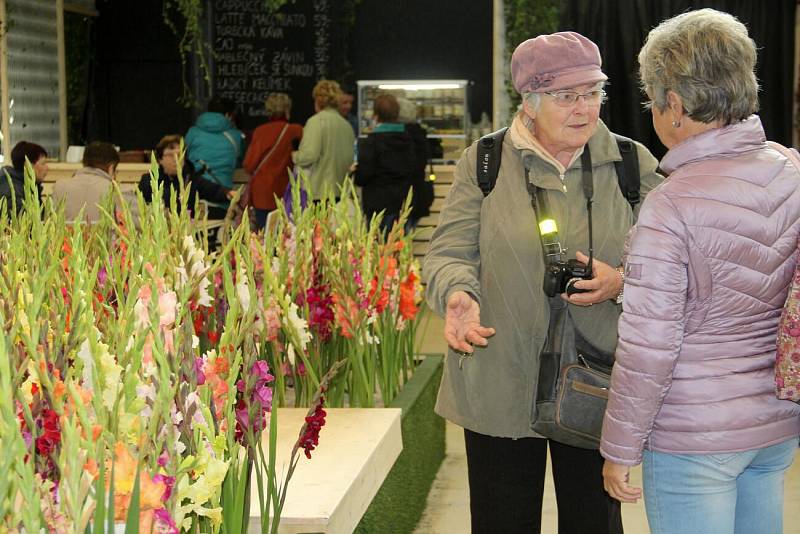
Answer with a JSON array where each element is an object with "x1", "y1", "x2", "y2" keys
[{"x1": 538, "y1": 218, "x2": 558, "y2": 235}]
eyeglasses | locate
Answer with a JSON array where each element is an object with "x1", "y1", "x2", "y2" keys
[{"x1": 544, "y1": 90, "x2": 607, "y2": 107}]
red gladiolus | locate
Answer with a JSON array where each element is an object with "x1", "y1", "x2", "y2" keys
[
  {"x1": 207, "y1": 330, "x2": 220, "y2": 345},
  {"x1": 298, "y1": 283, "x2": 335, "y2": 342},
  {"x1": 298, "y1": 396, "x2": 327, "y2": 459},
  {"x1": 35, "y1": 409, "x2": 61, "y2": 457}
]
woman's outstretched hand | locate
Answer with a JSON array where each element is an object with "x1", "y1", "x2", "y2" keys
[{"x1": 444, "y1": 291, "x2": 496, "y2": 354}]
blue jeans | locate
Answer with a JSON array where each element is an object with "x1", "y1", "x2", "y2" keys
[{"x1": 643, "y1": 438, "x2": 798, "y2": 534}]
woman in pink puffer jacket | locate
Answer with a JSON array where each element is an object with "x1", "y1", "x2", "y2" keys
[{"x1": 600, "y1": 9, "x2": 800, "y2": 534}]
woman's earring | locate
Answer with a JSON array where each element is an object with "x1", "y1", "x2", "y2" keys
[{"x1": 671, "y1": 119, "x2": 681, "y2": 128}]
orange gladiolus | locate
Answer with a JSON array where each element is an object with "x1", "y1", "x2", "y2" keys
[
  {"x1": 332, "y1": 293, "x2": 359, "y2": 338},
  {"x1": 212, "y1": 356, "x2": 229, "y2": 376},
  {"x1": 52, "y1": 379, "x2": 67, "y2": 401},
  {"x1": 110, "y1": 442, "x2": 166, "y2": 521},
  {"x1": 399, "y1": 271, "x2": 419, "y2": 320}
]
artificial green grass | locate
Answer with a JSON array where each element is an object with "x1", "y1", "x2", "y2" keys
[{"x1": 354, "y1": 355, "x2": 445, "y2": 534}]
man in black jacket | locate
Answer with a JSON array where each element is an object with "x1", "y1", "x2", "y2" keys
[
  {"x1": 138, "y1": 134, "x2": 234, "y2": 217},
  {"x1": 354, "y1": 94, "x2": 415, "y2": 234}
]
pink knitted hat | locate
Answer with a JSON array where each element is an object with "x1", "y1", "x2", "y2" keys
[{"x1": 511, "y1": 31, "x2": 607, "y2": 93}]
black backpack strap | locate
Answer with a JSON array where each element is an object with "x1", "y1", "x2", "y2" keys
[
  {"x1": 476, "y1": 127, "x2": 509, "y2": 197},
  {"x1": 612, "y1": 133, "x2": 640, "y2": 208}
]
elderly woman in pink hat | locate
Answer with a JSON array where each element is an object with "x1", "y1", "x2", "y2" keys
[
  {"x1": 424, "y1": 32, "x2": 662, "y2": 533},
  {"x1": 600, "y1": 9, "x2": 800, "y2": 534}
]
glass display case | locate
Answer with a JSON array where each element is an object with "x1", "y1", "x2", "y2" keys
[{"x1": 357, "y1": 79, "x2": 468, "y2": 161}]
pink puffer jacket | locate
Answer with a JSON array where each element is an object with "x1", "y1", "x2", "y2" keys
[{"x1": 600, "y1": 115, "x2": 800, "y2": 465}]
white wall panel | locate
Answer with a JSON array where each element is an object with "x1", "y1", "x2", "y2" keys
[{"x1": 4, "y1": 0, "x2": 60, "y2": 157}]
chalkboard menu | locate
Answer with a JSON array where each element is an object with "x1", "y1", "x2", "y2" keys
[{"x1": 211, "y1": 0, "x2": 333, "y2": 131}]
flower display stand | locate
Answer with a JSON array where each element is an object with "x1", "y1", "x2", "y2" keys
[{"x1": 249, "y1": 408, "x2": 403, "y2": 533}]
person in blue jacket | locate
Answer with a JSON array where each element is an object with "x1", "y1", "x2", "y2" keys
[{"x1": 185, "y1": 97, "x2": 244, "y2": 218}]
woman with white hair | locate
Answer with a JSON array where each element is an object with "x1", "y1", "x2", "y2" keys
[
  {"x1": 601, "y1": 9, "x2": 800, "y2": 534},
  {"x1": 396, "y1": 97, "x2": 432, "y2": 229},
  {"x1": 424, "y1": 31, "x2": 662, "y2": 533}
]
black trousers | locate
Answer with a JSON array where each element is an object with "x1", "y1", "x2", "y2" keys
[{"x1": 464, "y1": 429, "x2": 623, "y2": 534}]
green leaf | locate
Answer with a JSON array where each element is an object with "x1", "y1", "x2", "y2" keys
[
  {"x1": 107, "y1": 463, "x2": 116, "y2": 534},
  {"x1": 125, "y1": 462, "x2": 141, "y2": 534},
  {"x1": 233, "y1": 458, "x2": 251, "y2": 534},
  {"x1": 92, "y1": 446, "x2": 107, "y2": 533}
]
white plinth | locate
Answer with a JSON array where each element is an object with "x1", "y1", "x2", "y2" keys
[{"x1": 249, "y1": 408, "x2": 403, "y2": 534}]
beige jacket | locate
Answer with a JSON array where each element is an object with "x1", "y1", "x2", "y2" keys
[
  {"x1": 423, "y1": 119, "x2": 662, "y2": 438},
  {"x1": 292, "y1": 108, "x2": 355, "y2": 199},
  {"x1": 51, "y1": 167, "x2": 115, "y2": 223}
]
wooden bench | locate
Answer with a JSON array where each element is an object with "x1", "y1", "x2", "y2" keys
[{"x1": 412, "y1": 165, "x2": 455, "y2": 260}]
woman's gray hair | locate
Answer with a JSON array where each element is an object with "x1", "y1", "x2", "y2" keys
[
  {"x1": 638, "y1": 8, "x2": 759, "y2": 125},
  {"x1": 396, "y1": 97, "x2": 417, "y2": 123},
  {"x1": 523, "y1": 92, "x2": 542, "y2": 113}
]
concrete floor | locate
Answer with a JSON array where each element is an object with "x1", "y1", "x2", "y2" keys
[{"x1": 412, "y1": 308, "x2": 800, "y2": 534}]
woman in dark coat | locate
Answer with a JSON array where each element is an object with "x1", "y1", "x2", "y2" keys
[
  {"x1": 354, "y1": 93, "x2": 415, "y2": 234},
  {"x1": 397, "y1": 97, "x2": 433, "y2": 229}
]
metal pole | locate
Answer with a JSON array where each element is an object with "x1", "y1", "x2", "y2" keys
[
  {"x1": 492, "y1": 0, "x2": 509, "y2": 129},
  {"x1": 57, "y1": 0, "x2": 67, "y2": 160},
  {"x1": 0, "y1": 0, "x2": 9, "y2": 161}
]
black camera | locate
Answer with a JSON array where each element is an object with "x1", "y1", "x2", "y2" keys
[{"x1": 543, "y1": 259, "x2": 592, "y2": 297}]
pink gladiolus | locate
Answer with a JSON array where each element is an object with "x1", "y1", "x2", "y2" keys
[
  {"x1": 98, "y1": 265, "x2": 108, "y2": 288},
  {"x1": 153, "y1": 508, "x2": 179, "y2": 534},
  {"x1": 152, "y1": 474, "x2": 176, "y2": 501},
  {"x1": 262, "y1": 303, "x2": 281, "y2": 341},
  {"x1": 194, "y1": 358, "x2": 206, "y2": 386},
  {"x1": 158, "y1": 291, "x2": 177, "y2": 327},
  {"x1": 254, "y1": 384, "x2": 273, "y2": 410},
  {"x1": 252, "y1": 360, "x2": 274, "y2": 383}
]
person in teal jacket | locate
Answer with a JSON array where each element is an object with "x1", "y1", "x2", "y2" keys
[{"x1": 185, "y1": 97, "x2": 244, "y2": 217}]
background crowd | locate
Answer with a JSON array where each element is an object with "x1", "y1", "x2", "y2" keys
[{"x1": 1, "y1": 79, "x2": 435, "y2": 235}]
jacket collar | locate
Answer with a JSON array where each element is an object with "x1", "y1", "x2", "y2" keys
[
  {"x1": 79, "y1": 166, "x2": 114, "y2": 181},
  {"x1": 660, "y1": 115, "x2": 765, "y2": 175},
  {"x1": 510, "y1": 114, "x2": 624, "y2": 175},
  {"x1": 1, "y1": 166, "x2": 24, "y2": 184},
  {"x1": 373, "y1": 122, "x2": 405, "y2": 133}
]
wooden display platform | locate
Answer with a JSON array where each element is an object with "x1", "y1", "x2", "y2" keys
[{"x1": 250, "y1": 408, "x2": 403, "y2": 534}]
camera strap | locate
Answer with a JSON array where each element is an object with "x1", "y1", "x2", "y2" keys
[{"x1": 526, "y1": 146, "x2": 594, "y2": 265}]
